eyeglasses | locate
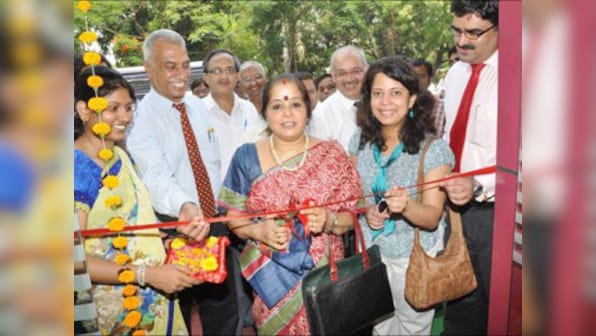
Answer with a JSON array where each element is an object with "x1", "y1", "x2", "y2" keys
[
  {"x1": 241, "y1": 74, "x2": 264, "y2": 83},
  {"x1": 333, "y1": 67, "x2": 364, "y2": 80},
  {"x1": 450, "y1": 24, "x2": 496, "y2": 40},
  {"x1": 205, "y1": 67, "x2": 236, "y2": 76}
]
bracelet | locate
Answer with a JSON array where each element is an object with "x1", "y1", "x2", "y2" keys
[{"x1": 137, "y1": 264, "x2": 146, "y2": 287}]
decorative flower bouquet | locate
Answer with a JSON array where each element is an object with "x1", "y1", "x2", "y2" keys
[{"x1": 165, "y1": 236, "x2": 230, "y2": 284}]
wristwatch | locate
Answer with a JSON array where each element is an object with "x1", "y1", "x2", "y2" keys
[{"x1": 473, "y1": 179, "x2": 484, "y2": 199}]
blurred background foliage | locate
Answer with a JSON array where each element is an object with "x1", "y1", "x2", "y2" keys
[{"x1": 74, "y1": 0, "x2": 453, "y2": 76}]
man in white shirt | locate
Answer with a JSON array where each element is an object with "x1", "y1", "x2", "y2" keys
[
  {"x1": 201, "y1": 50, "x2": 261, "y2": 178},
  {"x1": 127, "y1": 29, "x2": 237, "y2": 336},
  {"x1": 238, "y1": 60, "x2": 268, "y2": 113},
  {"x1": 309, "y1": 45, "x2": 368, "y2": 151},
  {"x1": 438, "y1": 1, "x2": 498, "y2": 335}
]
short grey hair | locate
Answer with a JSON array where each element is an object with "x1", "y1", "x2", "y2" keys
[
  {"x1": 239, "y1": 61, "x2": 266, "y2": 76},
  {"x1": 143, "y1": 29, "x2": 186, "y2": 61},
  {"x1": 329, "y1": 45, "x2": 367, "y2": 71}
]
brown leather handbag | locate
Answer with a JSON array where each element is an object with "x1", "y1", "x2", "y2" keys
[{"x1": 404, "y1": 138, "x2": 478, "y2": 310}]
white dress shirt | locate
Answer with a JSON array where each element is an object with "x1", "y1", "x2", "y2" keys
[
  {"x1": 202, "y1": 93, "x2": 260, "y2": 178},
  {"x1": 443, "y1": 51, "x2": 498, "y2": 201},
  {"x1": 127, "y1": 88, "x2": 222, "y2": 218},
  {"x1": 309, "y1": 90, "x2": 358, "y2": 152}
]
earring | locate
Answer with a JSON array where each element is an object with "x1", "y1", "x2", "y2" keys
[{"x1": 408, "y1": 109, "x2": 414, "y2": 119}]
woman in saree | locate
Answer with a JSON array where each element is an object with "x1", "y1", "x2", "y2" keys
[
  {"x1": 74, "y1": 67, "x2": 208, "y2": 335},
  {"x1": 218, "y1": 74, "x2": 363, "y2": 335}
]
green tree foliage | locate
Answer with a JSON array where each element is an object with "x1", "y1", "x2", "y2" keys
[{"x1": 74, "y1": 1, "x2": 453, "y2": 76}]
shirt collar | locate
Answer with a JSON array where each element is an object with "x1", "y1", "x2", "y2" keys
[
  {"x1": 334, "y1": 90, "x2": 359, "y2": 107},
  {"x1": 146, "y1": 87, "x2": 190, "y2": 114},
  {"x1": 202, "y1": 92, "x2": 241, "y2": 113}
]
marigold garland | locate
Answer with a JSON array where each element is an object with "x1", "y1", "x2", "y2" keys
[
  {"x1": 104, "y1": 195, "x2": 122, "y2": 208},
  {"x1": 98, "y1": 148, "x2": 114, "y2": 161},
  {"x1": 118, "y1": 269, "x2": 136, "y2": 284},
  {"x1": 87, "y1": 75, "x2": 104, "y2": 88},
  {"x1": 123, "y1": 296, "x2": 141, "y2": 310},
  {"x1": 114, "y1": 254, "x2": 131, "y2": 265},
  {"x1": 113, "y1": 236, "x2": 128, "y2": 249},
  {"x1": 77, "y1": 0, "x2": 92, "y2": 13},
  {"x1": 92, "y1": 121, "x2": 111, "y2": 137},
  {"x1": 108, "y1": 217, "x2": 126, "y2": 232},
  {"x1": 79, "y1": 2, "x2": 144, "y2": 333},
  {"x1": 123, "y1": 311, "x2": 142, "y2": 328},
  {"x1": 78, "y1": 31, "x2": 98, "y2": 44},
  {"x1": 88, "y1": 97, "x2": 108, "y2": 112},
  {"x1": 132, "y1": 329, "x2": 147, "y2": 336},
  {"x1": 102, "y1": 175, "x2": 120, "y2": 189},
  {"x1": 122, "y1": 284, "x2": 137, "y2": 297},
  {"x1": 83, "y1": 51, "x2": 101, "y2": 66}
]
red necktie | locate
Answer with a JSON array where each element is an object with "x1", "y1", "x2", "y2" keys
[
  {"x1": 449, "y1": 63, "x2": 485, "y2": 172},
  {"x1": 174, "y1": 103, "x2": 216, "y2": 218}
]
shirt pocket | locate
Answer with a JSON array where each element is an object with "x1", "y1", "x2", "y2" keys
[{"x1": 468, "y1": 104, "x2": 497, "y2": 149}]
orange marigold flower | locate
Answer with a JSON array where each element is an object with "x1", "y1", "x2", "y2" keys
[
  {"x1": 108, "y1": 217, "x2": 126, "y2": 232},
  {"x1": 88, "y1": 97, "x2": 108, "y2": 112},
  {"x1": 200, "y1": 256, "x2": 218, "y2": 272},
  {"x1": 105, "y1": 195, "x2": 122, "y2": 208},
  {"x1": 92, "y1": 122, "x2": 111, "y2": 137},
  {"x1": 98, "y1": 148, "x2": 113, "y2": 161},
  {"x1": 132, "y1": 329, "x2": 147, "y2": 336},
  {"x1": 114, "y1": 254, "x2": 131, "y2": 265},
  {"x1": 87, "y1": 75, "x2": 104, "y2": 88},
  {"x1": 122, "y1": 284, "x2": 137, "y2": 297},
  {"x1": 113, "y1": 236, "x2": 128, "y2": 249},
  {"x1": 123, "y1": 310, "x2": 142, "y2": 328},
  {"x1": 77, "y1": 1, "x2": 92, "y2": 13},
  {"x1": 83, "y1": 51, "x2": 101, "y2": 66},
  {"x1": 78, "y1": 31, "x2": 98, "y2": 44},
  {"x1": 123, "y1": 296, "x2": 141, "y2": 310},
  {"x1": 118, "y1": 269, "x2": 135, "y2": 283},
  {"x1": 102, "y1": 175, "x2": 120, "y2": 189}
]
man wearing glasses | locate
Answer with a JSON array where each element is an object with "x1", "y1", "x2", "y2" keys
[
  {"x1": 238, "y1": 60, "x2": 268, "y2": 112},
  {"x1": 310, "y1": 45, "x2": 368, "y2": 152},
  {"x1": 201, "y1": 50, "x2": 260, "y2": 178},
  {"x1": 439, "y1": 1, "x2": 498, "y2": 335}
]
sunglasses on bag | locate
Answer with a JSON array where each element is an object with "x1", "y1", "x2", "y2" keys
[{"x1": 377, "y1": 198, "x2": 388, "y2": 214}]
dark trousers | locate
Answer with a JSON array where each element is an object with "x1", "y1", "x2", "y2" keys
[
  {"x1": 443, "y1": 202, "x2": 494, "y2": 335},
  {"x1": 157, "y1": 214, "x2": 243, "y2": 335},
  {"x1": 178, "y1": 243, "x2": 239, "y2": 335}
]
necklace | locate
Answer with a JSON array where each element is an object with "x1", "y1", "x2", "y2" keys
[{"x1": 269, "y1": 134, "x2": 309, "y2": 171}]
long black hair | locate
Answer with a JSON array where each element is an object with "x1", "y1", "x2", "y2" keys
[
  {"x1": 74, "y1": 66, "x2": 135, "y2": 140},
  {"x1": 356, "y1": 56, "x2": 436, "y2": 154}
]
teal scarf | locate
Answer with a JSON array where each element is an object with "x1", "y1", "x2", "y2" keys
[{"x1": 371, "y1": 142, "x2": 404, "y2": 240}]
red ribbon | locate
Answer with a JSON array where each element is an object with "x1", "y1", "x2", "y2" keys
[{"x1": 76, "y1": 165, "x2": 496, "y2": 238}]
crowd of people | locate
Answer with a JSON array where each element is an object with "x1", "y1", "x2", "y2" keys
[{"x1": 74, "y1": 0, "x2": 498, "y2": 334}]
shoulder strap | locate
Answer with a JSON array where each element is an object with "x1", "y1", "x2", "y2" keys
[{"x1": 415, "y1": 137, "x2": 437, "y2": 203}]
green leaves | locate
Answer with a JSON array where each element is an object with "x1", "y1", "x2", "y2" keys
[{"x1": 74, "y1": 1, "x2": 453, "y2": 76}]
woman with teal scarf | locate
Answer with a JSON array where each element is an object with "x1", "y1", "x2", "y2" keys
[{"x1": 349, "y1": 57, "x2": 454, "y2": 335}]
